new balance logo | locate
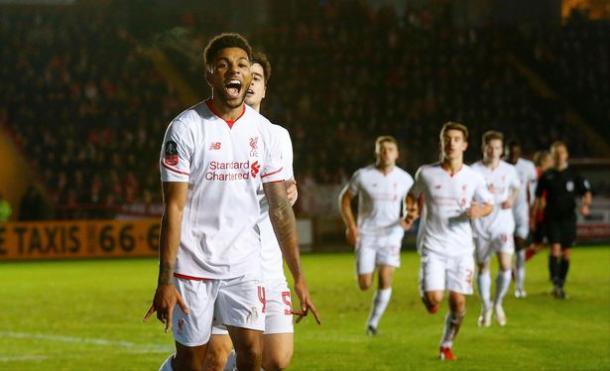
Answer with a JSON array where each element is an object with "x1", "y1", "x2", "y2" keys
[{"x1": 209, "y1": 142, "x2": 222, "y2": 150}]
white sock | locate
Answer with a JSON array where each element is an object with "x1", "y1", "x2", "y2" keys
[
  {"x1": 515, "y1": 250, "x2": 526, "y2": 291},
  {"x1": 477, "y1": 270, "x2": 492, "y2": 310},
  {"x1": 367, "y1": 288, "x2": 392, "y2": 328},
  {"x1": 440, "y1": 311, "x2": 465, "y2": 348},
  {"x1": 224, "y1": 349, "x2": 237, "y2": 371},
  {"x1": 159, "y1": 354, "x2": 174, "y2": 371},
  {"x1": 494, "y1": 270, "x2": 512, "y2": 306}
]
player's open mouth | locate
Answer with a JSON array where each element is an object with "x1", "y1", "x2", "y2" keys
[
  {"x1": 225, "y1": 80, "x2": 242, "y2": 99},
  {"x1": 246, "y1": 88, "x2": 254, "y2": 97}
]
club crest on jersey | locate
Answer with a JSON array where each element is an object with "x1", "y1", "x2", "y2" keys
[
  {"x1": 249, "y1": 137, "x2": 259, "y2": 157},
  {"x1": 566, "y1": 180, "x2": 574, "y2": 192},
  {"x1": 251, "y1": 160, "x2": 260, "y2": 177},
  {"x1": 164, "y1": 140, "x2": 179, "y2": 166}
]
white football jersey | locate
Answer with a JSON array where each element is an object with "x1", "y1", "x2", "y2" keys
[
  {"x1": 410, "y1": 163, "x2": 493, "y2": 257},
  {"x1": 160, "y1": 100, "x2": 285, "y2": 279},
  {"x1": 347, "y1": 165, "x2": 414, "y2": 241},
  {"x1": 512, "y1": 158, "x2": 537, "y2": 212},
  {"x1": 471, "y1": 160, "x2": 521, "y2": 237},
  {"x1": 258, "y1": 124, "x2": 294, "y2": 282}
]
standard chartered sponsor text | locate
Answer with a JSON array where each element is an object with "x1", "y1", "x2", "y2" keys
[{"x1": 206, "y1": 160, "x2": 251, "y2": 181}]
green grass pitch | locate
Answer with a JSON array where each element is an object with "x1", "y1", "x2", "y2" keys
[{"x1": 0, "y1": 246, "x2": 608, "y2": 370}]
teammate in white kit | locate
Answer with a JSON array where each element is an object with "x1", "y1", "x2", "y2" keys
[
  {"x1": 339, "y1": 136, "x2": 414, "y2": 335},
  {"x1": 144, "y1": 34, "x2": 317, "y2": 371},
  {"x1": 406, "y1": 122, "x2": 493, "y2": 361},
  {"x1": 505, "y1": 140, "x2": 537, "y2": 298},
  {"x1": 203, "y1": 52, "x2": 312, "y2": 371},
  {"x1": 471, "y1": 131, "x2": 520, "y2": 327}
]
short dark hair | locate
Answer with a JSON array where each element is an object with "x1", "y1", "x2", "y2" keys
[
  {"x1": 252, "y1": 51, "x2": 272, "y2": 85},
  {"x1": 203, "y1": 33, "x2": 252, "y2": 70},
  {"x1": 482, "y1": 130, "x2": 504, "y2": 146},
  {"x1": 440, "y1": 121, "x2": 469, "y2": 142},
  {"x1": 507, "y1": 139, "x2": 520, "y2": 148}
]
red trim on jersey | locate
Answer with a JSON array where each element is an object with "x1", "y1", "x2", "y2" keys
[
  {"x1": 174, "y1": 273, "x2": 209, "y2": 281},
  {"x1": 441, "y1": 162, "x2": 463, "y2": 177},
  {"x1": 162, "y1": 161, "x2": 190, "y2": 176},
  {"x1": 261, "y1": 167, "x2": 284, "y2": 179},
  {"x1": 206, "y1": 99, "x2": 246, "y2": 129}
]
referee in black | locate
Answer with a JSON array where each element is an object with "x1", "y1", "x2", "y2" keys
[{"x1": 533, "y1": 141, "x2": 592, "y2": 299}]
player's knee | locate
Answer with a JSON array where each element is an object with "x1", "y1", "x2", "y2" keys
[
  {"x1": 203, "y1": 350, "x2": 230, "y2": 371},
  {"x1": 175, "y1": 352, "x2": 205, "y2": 371},
  {"x1": 358, "y1": 278, "x2": 372, "y2": 291},
  {"x1": 422, "y1": 293, "x2": 441, "y2": 314},
  {"x1": 263, "y1": 351, "x2": 293, "y2": 371},
  {"x1": 235, "y1": 343, "x2": 263, "y2": 368}
]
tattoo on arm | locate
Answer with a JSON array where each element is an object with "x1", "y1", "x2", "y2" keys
[
  {"x1": 265, "y1": 182, "x2": 301, "y2": 278},
  {"x1": 157, "y1": 262, "x2": 175, "y2": 285}
]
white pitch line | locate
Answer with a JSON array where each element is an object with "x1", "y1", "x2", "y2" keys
[
  {"x1": 0, "y1": 355, "x2": 48, "y2": 362},
  {"x1": 0, "y1": 331, "x2": 172, "y2": 354}
]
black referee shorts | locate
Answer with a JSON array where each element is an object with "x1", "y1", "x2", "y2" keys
[{"x1": 545, "y1": 216, "x2": 577, "y2": 248}]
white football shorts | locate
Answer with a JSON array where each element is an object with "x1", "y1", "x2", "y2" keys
[
  {"x1": 419, "y1": 250, "x2": 474, "y2": 295},
  {"x1": 172, "y1": 273, "x2": 265, "y2": 346},
  {"x1": 355, "y1": 234, "x2": 401, "y2": 275},
  {"x1": 474, "y1": 232, "x2": 515, "y2": 264}
]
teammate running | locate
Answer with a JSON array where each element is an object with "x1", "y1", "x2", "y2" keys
[
  {"x1": 339, "y1": 136, "x2": 414, "y2": 335},
  {"x1": 505, "y1": 140, "x2": 537, "y2": 298},
  {"x1": 406, "y1": 122, "x2": 493, "y2": 361},
  {"x1": 472, "y1": 131, "x2": 520, "y2": 327},
  {"x1": 144, "y1": 34, "x2": 317, "y2": 371}
]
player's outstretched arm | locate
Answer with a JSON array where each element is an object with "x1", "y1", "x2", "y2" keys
[
  {"x1": 144, "y1": 182, "x2": 189, "y2": 332},
  {"x1": 264, "y1": 181, "x2": 321, "y2": 325},
  {"x1": 338, "y1": 186, "x2": 358, "y2": 246}
]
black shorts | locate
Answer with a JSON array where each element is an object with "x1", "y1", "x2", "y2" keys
[
  {"x1": 532, "y1": 221, "x2": 547, "y2": 244},
  {"x1": 545, "y1": 216, "x2": 577, "y2": 248}
]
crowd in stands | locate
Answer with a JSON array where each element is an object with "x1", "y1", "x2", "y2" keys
[
  {"x1": 0, "y1": 7, "x2": 180, "y2": 219},
  {"x1": 1, "y1": 2, "x2": 607, "y2": 220}
]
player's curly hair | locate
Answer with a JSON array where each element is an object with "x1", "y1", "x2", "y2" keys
[
  {"x1": 203, "y1": 33, "x2": 252, "y2": 70},
  {"x1": 252, "y1": 51, "x2": 272, "y2": 85}
]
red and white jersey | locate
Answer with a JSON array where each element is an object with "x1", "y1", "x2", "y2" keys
[
  {"x1": 160, "y1": 100, "x2": 285, "y2": 279},
  {"x1": 512, "y1": 158, "x2": 537, "y2": 212},
  {"x1": 257, "y1": 124, "x2": 294, "y2": 282},
  {"x1": 347, "y1": 165, "x2": 414, "y2": 241},
  {"x1": 410, "y1": 163, "x2": 493, "y2": 257},
  {"x1": 471, "y1": 160, "x2": 520, "y2": 237}
]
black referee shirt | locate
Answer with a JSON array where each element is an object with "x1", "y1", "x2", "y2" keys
[{"x1": 535, "y1": 166, "x2": 591, "y2": 219}]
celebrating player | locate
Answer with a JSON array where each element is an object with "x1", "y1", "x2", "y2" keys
[
  {"x1": 203, "y1": 51, "x2": 313, "y2": 371},
  {"x1": 533, "y1": 141, "x2": 592, "y2": 299},
  {"x1": 472, "y1": 132, "x2": 520, "y2": 327},
  {"x1": 144, "y1": 33, "x2": 317, "y2": 371},
  {"x1": 505, "y1": 140, "x2": 537, "y2": 298},
  {"x1": 406, "y1": 122, "x2": 493, "y2": 360},
  {"x1": 339, "y1": 136, "x2": 414, "y2": 335}
]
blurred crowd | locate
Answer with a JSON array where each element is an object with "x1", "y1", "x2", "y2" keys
[
  {"x1": 0, "y1": 8, "x2": 180, "y2": 219},
  {"x1": 0, "y1": 2, "x2": 607, "y2": 220}
]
